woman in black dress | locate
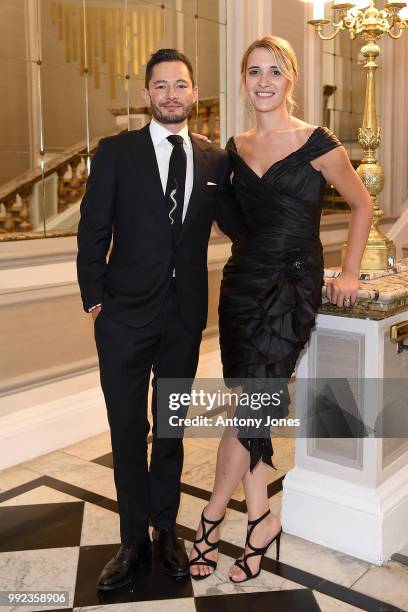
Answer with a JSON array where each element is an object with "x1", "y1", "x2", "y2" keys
[{"x1": 189, "y1": 35, "x2": 372, "y2": 582}]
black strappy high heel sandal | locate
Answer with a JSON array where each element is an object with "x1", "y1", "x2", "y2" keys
[
  {"x1": 188, "y1": 509, "x2": 225, "y2": 580},
  {"x1": 229, "y1": 508, "x2": 282, "y2": 583}
]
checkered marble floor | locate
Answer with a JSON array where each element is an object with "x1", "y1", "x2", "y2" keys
[{"x1": 1, "y1": 430, "x2": 407, "y2": 612}]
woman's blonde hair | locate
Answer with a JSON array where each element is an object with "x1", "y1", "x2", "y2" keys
[{"x1": 240, "y1": 35, "x2": 298, "y2": 114}]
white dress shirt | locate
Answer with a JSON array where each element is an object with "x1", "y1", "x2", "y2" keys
[
  {"x1": 150, "y1": 119, "x2": 194, "y2": 279},
  {"x1": 149, "y1": 118, "x2": 194, "y2": 223},
  {"x1": 88, "y1": 119, "x2": 193, "y2": 311}
]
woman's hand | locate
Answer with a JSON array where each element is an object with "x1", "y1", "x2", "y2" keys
[
  {"x1": 325, "y1": 272, "x2": 360, "y2": 308},
  {"x1": 191, "y1": 132, "x2": 211, "y2": 143}
]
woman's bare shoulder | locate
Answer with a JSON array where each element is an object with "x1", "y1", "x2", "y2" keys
[
  {"x1": 233, "y1": 130, "x2": 254, "y2": 148},
  {"x1": 288, "y1": 119, "x2": 318, "y2": 136}
]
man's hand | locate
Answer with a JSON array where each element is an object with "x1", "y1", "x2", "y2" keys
[{"x1": 91, "y1": 305, "x2": 102, "y2": 321}]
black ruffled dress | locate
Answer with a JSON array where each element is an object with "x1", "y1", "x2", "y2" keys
[{"x1": 219, "y1": 127, "x2": 342, "y2": 470}]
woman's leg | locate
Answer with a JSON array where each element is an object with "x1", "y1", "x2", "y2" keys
[
  {"x1": 228, "y1": 461, "x2": 281, "y2": 581},
  {"x1": 189, "y1": 389, "x2": 251, "y2": 577},
  {"x1": 188, "y1": 391, "x2": 281, "y2": 578}
]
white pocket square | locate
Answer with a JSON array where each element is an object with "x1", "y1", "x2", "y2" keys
[{"x1": 207, "y1": 181, "x2": 217, "y2": 186}]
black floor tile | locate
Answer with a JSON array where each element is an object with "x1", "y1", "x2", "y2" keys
[
  {"x1": 392, "y1": 552, "x2": 408, "y2": 567},
  {"x1": 195, "y1": 589, "x2": 321, "y2": 612},
  {"x1": 92, "y1": 452, "x2": 113, "y2": 469},
  {"x1": 73, "y1": 543, "x2": 193, "y2": 607},
  {"x1": 316, "y1": 580, "x2": 405, "y2": 612},
  {"x1": 266, "y1": 476, "x2": 284, "y2": 498},
  {"x1": 0, "y1": 502, "x2": 84, "y2": 552}
]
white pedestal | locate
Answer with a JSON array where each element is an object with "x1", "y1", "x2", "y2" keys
[{"x1": 281, "y1": 310, "x2": 408, "y2": 565}]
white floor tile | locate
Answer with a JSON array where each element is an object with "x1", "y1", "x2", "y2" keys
[
  {"x1": 62, "y1": 431, "x2": 112, "y2": 462},
  {"x1": 0, "y1": 464, "x2": 42, "y2": 495},
  {"x1": 0, "y1": 547, "x2": 79, "y2": 611},
  {"x1": 266, "y1": 532, "x2": 370, "y2": 588},
  {"x1": 351, "y1": 560, "x2": 408, "y2": 611},
  {"x1": 313, "y1": 590, "x2": 363, "y2": 611},
  {"x1": 21, "y1": 452, "x2": 117, "y2": 499},
  {"x1": 80, "y1": 502, "x2": 120, "y2": 546}
]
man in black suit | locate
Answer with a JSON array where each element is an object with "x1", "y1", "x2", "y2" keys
[{"x1": 76, "y1": 48, "x2": 242, "y2": 590}]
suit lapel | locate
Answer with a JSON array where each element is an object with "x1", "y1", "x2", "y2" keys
[
  {"x1": 126, "y1": 124, "x2": 172, "y2": 242},
  {"x1": 176, "y1": 134, "x2": 209, "y2": 246}
]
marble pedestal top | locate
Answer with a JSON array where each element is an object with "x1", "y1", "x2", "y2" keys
[{"x1": 321, "y1": 258, "x2": 408, "y2": 320}]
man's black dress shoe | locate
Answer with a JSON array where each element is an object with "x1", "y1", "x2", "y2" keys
[
  {"x1": 97, "y1": 536, "x2": 152, "y2": 590},
  {"x1": 152, "y1": 527, "x2": 189, "y2": 578}
]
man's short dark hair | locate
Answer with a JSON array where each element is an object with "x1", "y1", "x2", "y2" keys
[{"x1": 145, "y1": 48, "x2": 195, "y2": 88}]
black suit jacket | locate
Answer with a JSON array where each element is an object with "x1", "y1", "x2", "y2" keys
[{"x1": 76, "y1": 123, "x2": 243, "y2": 331}]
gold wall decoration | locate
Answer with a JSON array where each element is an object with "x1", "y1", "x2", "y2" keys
[
  {"x1": 51, "y1": 1, "x2": 57, "y2": 24},
  {"x1": 107, "y1": 8, "x2": 115, "y2": 98},
  {"x1": 93, "y1": 7, "x2": 100, "y2": 89},
  {"x1": 86, "y1": 8, "x2": 93, "y2": 73},
  {"x1": 156, "y1": 10, "x2": 162, "y2": 42},
  {"x1": 57, "y1": 2, "x2": 63, "y2": 40},
  {"x1": 72, "y1": 7, "x2": 78, "y2": 61},
  {"x1": 64, "y1": 5, "x2": 71, "y2": 63},
  {"x1": 132, "y1": 12, "x2": 139, "y2": 76},
  {"x1": 50, "y1": 2, "x2": 164, "y2": 99},
  {"x1": 101, "y1": 8, "x2": 107, "y2": 64},
  {"x1": 115, "y1": 8, "x2": 122, "y2": 76},
  {"x1": 140, "y1": 12, "x2": 147, "y2": 67},
  {"x1": 79, "y1": 4, "x2": 85, "y2": 74},
  {"x1": 148, "y1": 11, "x2": 155, "y2": 54}
]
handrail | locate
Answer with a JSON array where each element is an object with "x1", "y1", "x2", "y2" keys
[
  {"x1": 0, "y1": 97, "x2": 221, "y2": 236},
  {"x1": 0, "y1": 127, "x2": 125, "y2": 205}
]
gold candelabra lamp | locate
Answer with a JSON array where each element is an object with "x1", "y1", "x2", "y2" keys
[{"x1": 309, "y1": 0, "x2": 408, "y2": 271}]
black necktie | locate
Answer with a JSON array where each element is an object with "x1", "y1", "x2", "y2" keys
[{"x1": 165, "y1": 134, "x2": 186, "y2": 240}]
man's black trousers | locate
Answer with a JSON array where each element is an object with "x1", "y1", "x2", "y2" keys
[{"x1": 94, "y1": 280, "x2": 202, "y2": 546}]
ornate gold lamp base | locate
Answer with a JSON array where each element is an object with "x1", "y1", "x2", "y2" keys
[
  {"x1": 341, "y1": 193, "x2": 397, "y2": 271},
  {"x1": 361, "y1": 238, "x2": 396, "y2": 271},
  {"x1": 340, "y1": 113, "x2": 398, "y2": 271},
  {"x1": 341, "y1": 235, "x2": 396, "y2": 272}
]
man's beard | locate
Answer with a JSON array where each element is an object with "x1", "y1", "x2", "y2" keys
[{"x1": 151, "y1": 101, "x2": 193, "y2": 124}]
